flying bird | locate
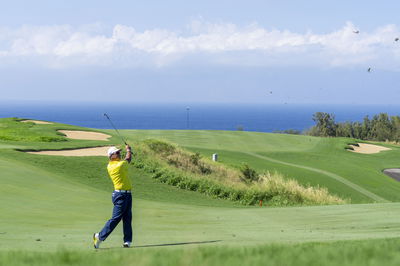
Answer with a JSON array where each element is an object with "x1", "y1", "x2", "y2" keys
[
  {"x1": 367, "y1": 67, "x2": 372, "y2": 72},
  {"x1": 395, "y1": 37, "x2": 399, "y2": 42},
  {"x1": 269, "y1": 91, "x2": 273, "y2": 94},
  {"x1": 353, "y1": 30, "x2": 360, "y2": 34}
]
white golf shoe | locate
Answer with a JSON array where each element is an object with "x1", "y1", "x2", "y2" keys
[
  {"x1": 123, "y1": 241, "x2": 132, "y2": 248},
  {"x1": 93, "y1": 233, "x2": 102, "y2": 249}
]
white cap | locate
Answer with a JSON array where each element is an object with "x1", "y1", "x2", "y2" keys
[{"x1": 107, "y1": 146, "x2": 121, "y2": 158}]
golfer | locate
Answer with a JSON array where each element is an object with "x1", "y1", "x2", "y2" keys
[{"x1": 93, "y1": 145, "x2": 133, "y2": 249}]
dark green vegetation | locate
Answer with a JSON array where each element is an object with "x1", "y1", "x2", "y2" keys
[
  {"x1": 273, "y1": 129, "x2": 302, "y2": 135},
  {"x1": 308, "y1": 111, "x2": 400, "y2": 142},
  {"x1": 239, "y1": 163, "x2": 259, "y2": 182},
  {"x1": 2, "y1": 118, "x2": 400, "y2": 265}
]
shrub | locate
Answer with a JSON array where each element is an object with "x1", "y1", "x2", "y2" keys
[
  {"x1": 240, "y1": 163, "x2": 259, "y2": 183},
  {"x1": 190, "y1": 153, "x2": 201, "y2": 165},
  {"x1": 144, "y1": 139, "x2": 176, "y2": 155},
  {"x1": 273, "y1": 129, "x2": 301, "y2": 135},
  {"x1": 256, "y1": 172, "x2": 346, "y2": 206}
]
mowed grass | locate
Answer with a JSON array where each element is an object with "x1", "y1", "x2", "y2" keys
[
  {"x1": 3, "y1": 238, "x2": 400, "y2": 266},
  {"x1": 121, "y1": 130, "x2": 400, "y2": 203},
  {"x1": 2, "y1": 119, "x2": 400, "y2": 265}
]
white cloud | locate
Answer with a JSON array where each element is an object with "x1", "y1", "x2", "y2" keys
[{"x1": 0, "y1": 21, "x2": 400, "y2": 69}]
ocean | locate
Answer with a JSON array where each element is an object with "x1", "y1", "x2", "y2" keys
[{"x1": 1, "y1": 102, "x2": 400, "y2": 132}]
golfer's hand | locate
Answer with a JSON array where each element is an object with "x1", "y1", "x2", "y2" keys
[{"x1": 125, "y1": 144, "x2": 132, "y2": 163}]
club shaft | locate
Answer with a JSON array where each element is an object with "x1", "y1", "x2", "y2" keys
[{"x1": 104, "y1": 113, "x2": 127, "y2": 145}]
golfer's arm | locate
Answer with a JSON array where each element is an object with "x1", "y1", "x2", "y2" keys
[{"x1": 125, "y1": 149, "x2": 132, "y2": 163}]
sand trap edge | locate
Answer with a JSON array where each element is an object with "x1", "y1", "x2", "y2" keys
[
  {"x1": 22, "y1": 146, "x2": 113, "y2": 157},
  {"x1": 20, "y1": 120, "x2": 53, "y2": 125},
  {"x1": 57, "y1": 130, "x2": 111, "y2": 141}
]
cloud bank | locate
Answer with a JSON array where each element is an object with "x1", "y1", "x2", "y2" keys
[{"x1": 0, "y1": 21, "x2": 399, "y2": 69}]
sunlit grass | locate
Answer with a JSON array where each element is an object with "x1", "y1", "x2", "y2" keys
[{"x1": 2, "y1": 237, "x2": 400, "y2": 266}]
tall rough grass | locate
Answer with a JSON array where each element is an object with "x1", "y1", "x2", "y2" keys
[
  {"x1": 138, "y1": 139, "x2": 242, "y2": 183},
  {"x1": 133, "y1": 139, "x2": 347, "y2": 206},
  {"x1": 255, "y1": 172, "x2": 346, "y2": 205}
]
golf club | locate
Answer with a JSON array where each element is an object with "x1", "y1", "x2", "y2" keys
[{"x1": 103, "y1": 113, "x2": 128, "y2": 145}]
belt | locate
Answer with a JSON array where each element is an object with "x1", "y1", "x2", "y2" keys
[{"x1": 114, "y1": 190, "x2": 131, "y2": 193}]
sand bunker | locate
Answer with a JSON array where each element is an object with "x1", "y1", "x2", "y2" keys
[
  {"x1": 21, "y1": 120, "x2": 53, "y2": 125},
  {"x1": 348, "y1": 143, "x2": 391, "y2": 154},
  {"x1": 26, "y1": 146, "x2": 111, "y2": 157},
  {"x1": 58, "y1": 130, "x2": 111, "y2": 141}
]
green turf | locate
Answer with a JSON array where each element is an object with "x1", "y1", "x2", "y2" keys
[
  {"x1": 2, "y1": 155, "x2": 400, "y2": 252},
  {"x1": 2, "y1": 119, "x2": 400, "y2": 265},
  {"x1": 2, "y1": 237, "x2": 400, "y2": 266}
]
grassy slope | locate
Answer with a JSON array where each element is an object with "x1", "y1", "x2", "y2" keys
[
  {"x1": 2, "y1": 155, "x2": 400, "y2": 252},
  {"x1": 2, "y1": 120, "x2": 400, "y2": 265},
  {"x1": 121, "y1": 130, "x2": 400, "y2": 203}
]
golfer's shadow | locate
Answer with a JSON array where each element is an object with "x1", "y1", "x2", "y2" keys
[{"x1": 134, "y1": 240, "x2": 222, "y2": 248}]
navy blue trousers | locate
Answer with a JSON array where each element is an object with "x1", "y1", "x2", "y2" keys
[{"x1": 99, "y1": 191, "x2": 132, "y2": 242}]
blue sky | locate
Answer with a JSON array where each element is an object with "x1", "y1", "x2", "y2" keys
[{"x1": 1, "y1": 1, "x2": 400, "y2": 104}]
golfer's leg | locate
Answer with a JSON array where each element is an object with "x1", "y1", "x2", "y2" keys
[
  {"x1": 122, "y1": 194, "x2": 132, "y2": 243},
  {"x1": 99, "y1": 194, "x2": 124, "y2": 241}
]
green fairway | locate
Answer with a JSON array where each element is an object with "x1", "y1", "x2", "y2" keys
[{"x1": 2, "y1": 119, "x2": 400, "y2": 265}]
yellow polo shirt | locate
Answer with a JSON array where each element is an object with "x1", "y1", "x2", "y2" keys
[{"x1": 107, "y1": 160, "x2": 132, "y2": 190}]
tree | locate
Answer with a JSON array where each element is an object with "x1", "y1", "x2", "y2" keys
[
  {"x1": 370, "y1": 113, "x2": 392, "y2": 141},
  {"x1": 336, "y1": 121, "x2": 353, "y2": 138},
  {"x1": 391, "y1": 116, "x2": 400, "y2": 142},
  {"x1": 352, "y1": 122, "x2": 363, "y2": 139},
  {"x1": 312, "y1": 112, "x2": 337, "y2": 137},
  {"x1": 361, "y1": 116, "x2": 371, "y2": 140}
]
